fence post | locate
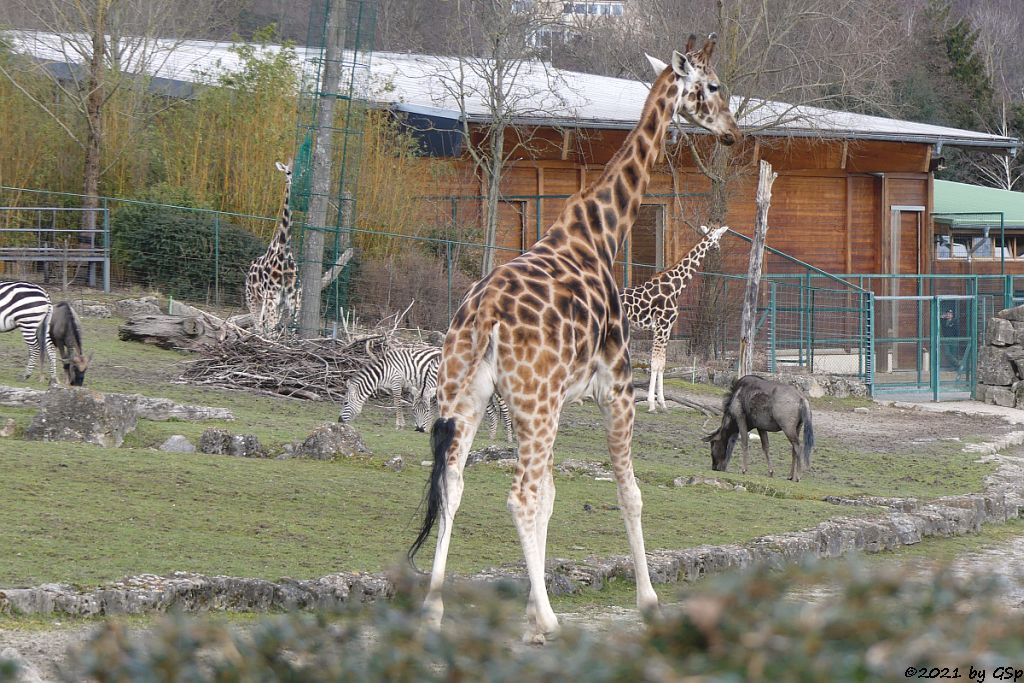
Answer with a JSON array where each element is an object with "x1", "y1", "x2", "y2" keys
[
  {"x1": 931, "y1": 296, "x2": 940, "y2": 402},
  {"x1": 102, "y1": 198, "x2": 110, "y2": 293},
  {"x1": 1004, "y1": 274, "x2": 1013, "y2": 310},
  {"x1": 769, "y1": 281, "x2": 777, "y2": 373},
  {"x1": 214, "y1": 214, "x2": 221, "y2": 306},
  {"x1": 866, "y1": 291, "x2": 875, "y2": 395},
  {"x1": 446, "y1": 240, "x2": 453, "y2": 323}
]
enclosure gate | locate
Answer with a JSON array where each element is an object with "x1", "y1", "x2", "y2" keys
[{"x1": 871, "y1": 294, "x2": 977, "y2": 401}]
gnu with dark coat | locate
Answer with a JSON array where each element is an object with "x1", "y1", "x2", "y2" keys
[
  {"x1": 703, "y1": 375, "x2": 814, "y2": 481},
  {"x1": 50, "y1": 302, "x2": 90, "y2": 386}
]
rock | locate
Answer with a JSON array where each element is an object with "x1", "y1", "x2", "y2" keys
[
  {"x1": 1015, "y1": 384, "x2": 1024, "y2": 410},
  {"x1": 0, "y1": 647, "x2": 44, "y2": 683},
  {"x1": 988, "y1": 318, "x2": 1016, "y2": 346},
  {"x1": 673, "y1": 475, "x2": 731, "y2": 489},
  {"x1": 975, "y1": 384, "x2": 989, "y2": 403},
  {"x1": 25, "y1": 387, "x2": 137, "y2": 448},
  {"x1": 292, "y1": 423, "x2": 369, "y2": 460},
  {"x1": 990, "y1": 386, "x2": 1016, "y2": 408},
  {"x1": 384, "y1": 456, "x2": 404, "y2": 472},
  {"x1": 977, "y1": 346, "x2": 1017, "y2": 386},
  {"x1": 160, "y1": 435, "x2": 196, "y2": 453},
  {"x1": 198, "y1": 429, "x2": 267, "y2": 458},
  {"x1": 996, "y1": 304, "x2": 1024, "y2": 322},
  {"x1": 555, "y1": 459, "x2": 613, "y2": 478},
  {"x1": 853, "y1": 406, "x2": 870, "y2": 414},
  {"x1": 466, "y1": 445, "x2": 518, "y2": 467},
  {"x1": 114, "y1": 296, "x2": 162, "y2": 318},
  {"x1": 0, "y1": 418, "x2": 15, "y2": 437}
]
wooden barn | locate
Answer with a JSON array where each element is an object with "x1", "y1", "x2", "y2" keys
[{"x1": 366, "y1": 52, "x2": 1020, "y2": 283}]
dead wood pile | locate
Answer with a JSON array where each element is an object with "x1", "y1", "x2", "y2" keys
[{"x1": 179, "y1": 334, "x2": 392, "y2": 401}]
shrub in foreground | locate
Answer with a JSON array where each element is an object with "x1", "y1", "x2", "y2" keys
[{"x1": 4, "y1": 561, "x2": 1023, "y2": 682}]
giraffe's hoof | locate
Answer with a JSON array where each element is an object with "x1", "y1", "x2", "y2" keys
[{"x1": 768, "y1": 471, "x2": 775, "y2": 478}]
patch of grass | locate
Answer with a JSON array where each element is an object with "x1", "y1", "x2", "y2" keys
[{"x1": 0, "y1": 313, "x2": 1004, "y2": 589}]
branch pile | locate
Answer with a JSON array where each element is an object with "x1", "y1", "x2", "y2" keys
[{"x1": 178, "y1": 334, "x2": 391, "y2": 401}]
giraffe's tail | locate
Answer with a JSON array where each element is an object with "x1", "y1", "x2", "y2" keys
[{"x1": 408, "y1": 416, "x2": 456, "y2": 571}]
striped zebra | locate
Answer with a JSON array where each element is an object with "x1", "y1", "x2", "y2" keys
[
  {"x1": 340, "y1": 346, "x2": 442, "y2": 430},
  {"x1": 342, "y1": 345, "x2": 516, "y2": 441},
  {"x1": 414, "y1": 392, "x2": 514, "y2": 444},
  {"x1": 0, "y1": 281, "x2": 58, "y2": 384}
]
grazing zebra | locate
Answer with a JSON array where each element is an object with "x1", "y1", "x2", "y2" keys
[
  {"x1": 0, "y1": 281, "x2": 58, "y2": 384},
  {"x1": 414, "y1": 392, "x2": 515, "y2": 444},
  {"x1": 340, "y1": 346, "x2": 442, "y2": 430}
]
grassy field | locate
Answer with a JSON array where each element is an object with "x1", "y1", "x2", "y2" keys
[{"x1": 0, "y1": 305, "x2": 1001, "y2": 589}]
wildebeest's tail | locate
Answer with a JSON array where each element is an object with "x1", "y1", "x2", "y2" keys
[
  {"x1": 800, "y1": 398, "x2": 814, "y2": 468},
  {"x1": 408, "y1": 416, "x2": 456, "y2": 571}
]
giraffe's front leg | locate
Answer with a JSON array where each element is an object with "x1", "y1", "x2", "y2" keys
[{"x1": 650, "y1": 330, "x2": 669, "y2": 413}]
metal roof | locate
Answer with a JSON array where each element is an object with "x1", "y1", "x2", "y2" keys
[
  {"x1": 6, "y1": 30, "x2": 1018, "y2": 152},
  {"x1": 934, "y1": 180, "x2": 1024, "y2": 228}
]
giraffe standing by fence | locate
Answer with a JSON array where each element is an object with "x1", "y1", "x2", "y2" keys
[
  {"x1": 408, "y1": 34, "x2": 741, "y2": 643},
  {"x1": 245, "y1": 161, "x2": 301, "y2": 337},
  {"x1": 623, "y1": 225, "x2": 728, "y2": 412}
]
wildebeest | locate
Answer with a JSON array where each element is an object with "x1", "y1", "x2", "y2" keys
[
  {"x1": 703, "y1": 375, "x2": 814, "y2": 481},
  {"x1": 50, "y1": 302, "x2": 90, "y2": 386}
]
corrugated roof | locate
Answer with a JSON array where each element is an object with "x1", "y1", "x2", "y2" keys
[
  {"x1": 934, "y1": 180, "x2": 1024, "y2": 228},
  {"x1": 6, "y1": 30, "x2": 1018, "y2": 152}
]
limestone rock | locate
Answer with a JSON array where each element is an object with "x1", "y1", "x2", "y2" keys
[
  {"x1": 989, "y1": 386, "x2": 1015, "y2": 408},
  {"x1": 853, "y1": 406, "x2": 870, "y2": 414},
  {"x1": 556, "y1": 459, "x2": 613, "y2": 478},
  {"x1": 988, "y1": 318, "x2": 1016, "y2": 346},
  {"x1": 996, "y1": 304, "x2": 1024, "y2": 322},
  {"x1": 0, "y1": 418, "x2": 15, "y2": 437},
  {"x1": 292, "y1": 423, "x2": 369, "y2": 460},
  {"x1": 975, "y1": 384, "x2": 989, "y2": 403},
  {"x1": 466, "y1": 445, "x2": 518, "y2": 467},
  {"x1": 384, "y1": 456, "x2": 404, "y2": 471},
  {"x1": 673, "y1": 475, "x2": 732, "y2": 489},
  {"x1": 0, "y1": 648, "x2": 43, "y2": 683},
  {"x1": 198, "y1": 429, "x2": 267, "y2": 458},
  {"x1": 25, "y1": 387, "x2": 137, "y2": 448},
  {"x1": 160, "y1": 435, "x2": 196, "y2": 453},
  {"x1": 977, "y1": 346, "x2": 1017, "y2": 386},
  {"x1": 114, "y1": 296, "x2": 161, "y2": 318}
]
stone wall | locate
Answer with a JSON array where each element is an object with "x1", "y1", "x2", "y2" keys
[{"x1": 976, "y1": 305, "x2": 1024, "y2": 408}]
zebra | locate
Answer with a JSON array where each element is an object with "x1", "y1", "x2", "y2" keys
[
  {"x1": 341, "y1": 345, "x2": 516, "y2": 441},
  {"x1": 414, "y1": 391, "x2": 515, "y2": 444},
  {"x1": 340, "y1": 346, "x2": 442, "y2": 430},
  {"x1": 0, "y1": 281, "x2": 58, "y2": 384}
]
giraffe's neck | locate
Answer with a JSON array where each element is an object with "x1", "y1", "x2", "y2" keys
[
  {"x1": 585, "y1": 68, "x2": 678, "y2": 263},
  {"x1": 270, "y1": 178, "x2": 293, "y2": 252},
  {"x1": 658, "y1": 238, "x2": 714, "y2": 291}
]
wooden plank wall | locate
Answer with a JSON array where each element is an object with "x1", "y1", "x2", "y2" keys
[{"x1": 412, "y1": 130, "x2": 934, "y2": 280}]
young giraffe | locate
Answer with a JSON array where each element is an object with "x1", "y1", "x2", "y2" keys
[
  {"x1": 409, "y1": 34, "x2": 740, "y2": 643},
  {"x1": 245, "y1": 161, "x2": 301, "y2": 337},
  {"x1": 623, "y1": 225, "x2": 728, "y2": 412}
]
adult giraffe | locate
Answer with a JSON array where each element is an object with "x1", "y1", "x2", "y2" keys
[
  {"x1": 409, "y1": 34, "x2": 741, "y2": 643},
  {"x1": 245, "y1": 161, "x2": 300, "y2": 337},
  {"x1": 623, "y1": 225, "x2": 729, "y2": 412}
]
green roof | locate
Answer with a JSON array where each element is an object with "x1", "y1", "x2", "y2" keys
[{"x1": 933, "y1": 179, "x2": 1024, "y2": 228}]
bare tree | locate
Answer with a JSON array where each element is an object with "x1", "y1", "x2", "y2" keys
[
  {"x1": 431, "y1": 0, "x2": 572, "y2": 275},
  {"x1": 0, "y1": 0, "x2": 229, "y2": 254},
  {"x1": 962, "y1": 0, "x2": 1024, "y2": 189}
]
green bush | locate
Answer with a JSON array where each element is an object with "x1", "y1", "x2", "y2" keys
[
  {"x1": 14, "y1": 561, "x2": 1024, "y2": 682},
  {"x1": 111, "y1": 185, "x2": 265, "y2": 304}
]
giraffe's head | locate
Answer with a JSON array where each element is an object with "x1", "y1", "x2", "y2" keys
[
  {"x1": 700, "y1": 225, "x2": 729, "y2": 248},
  {"x1": 275, "y1": 160, "x2": 293, "y2": 180},
  {"x1": 646, "y1": 34, "x2": 741, "y2": 146}
]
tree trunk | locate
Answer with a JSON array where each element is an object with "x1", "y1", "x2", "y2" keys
[
  {"x1": 691, "y1": 145, "x2": 733, "y2": 358},
  {"x1": 737, "y1": 160, "x2": 777, "y2": 377},
  {"x1": 118, "y1": 314, "x2": 241, "y2": 350},
  {"x1": 81, "y1": 2, "x2": 107, "y2": 283},
  {"x1": 481, "y1": 131, "x2": 504, "y2": 275},
  {"x1": 299, "y1": 0, "x2": 348, "y2": 338}
]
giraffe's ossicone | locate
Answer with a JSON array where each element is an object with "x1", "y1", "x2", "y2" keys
[{"x1": 409, "y1": 34, "x2": 741, "y2": 643}]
